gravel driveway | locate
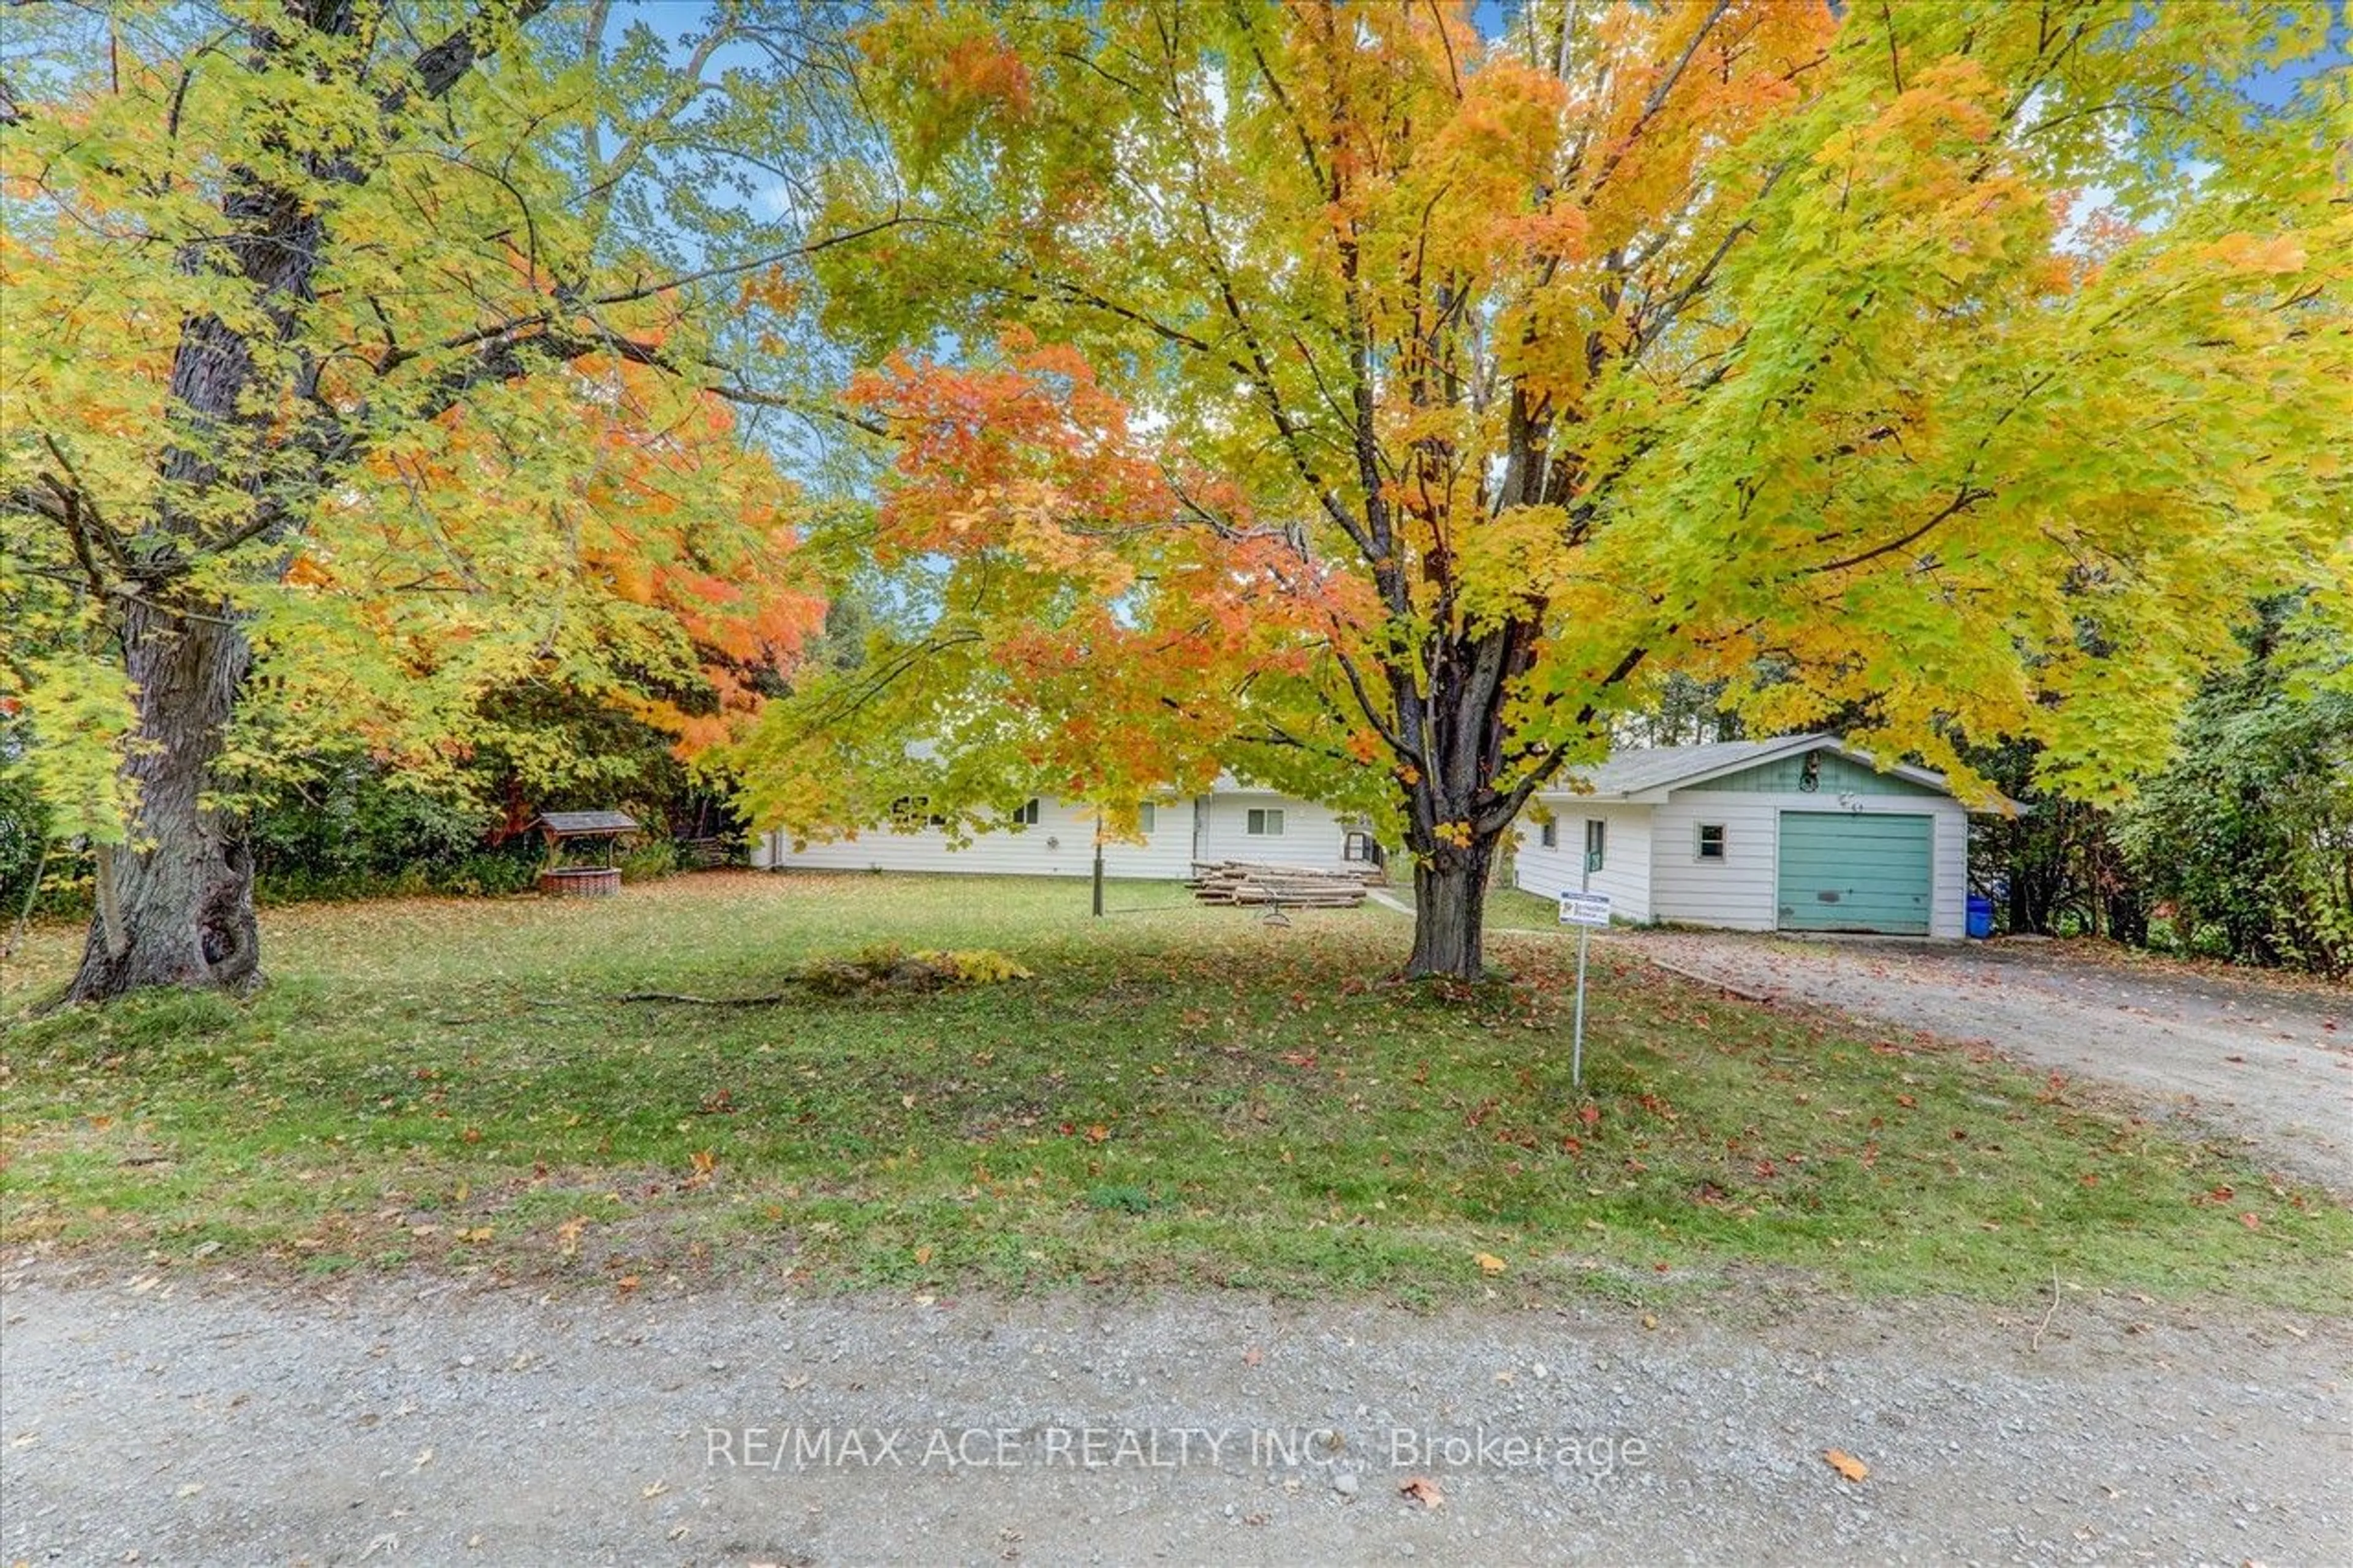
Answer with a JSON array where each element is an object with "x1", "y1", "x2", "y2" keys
[
  {"x1": 3, "y1": 1262, "x2": 2347, "y2": 1566},
  {"x1": 1599, "y1": 930, "x2": 2352, "y2": 1194}
]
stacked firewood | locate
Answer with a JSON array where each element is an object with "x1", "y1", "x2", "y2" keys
[{"x1": 1188, "y1": 862, "x2": 1371, "y2": 908}]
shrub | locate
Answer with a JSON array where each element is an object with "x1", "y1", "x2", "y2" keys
[
  {"x1": 795, "y1": 944, "x2": 1034, "y2": 996},
  {"x1": 618, "y1": 839, "x2": 680, "y2": 883}
]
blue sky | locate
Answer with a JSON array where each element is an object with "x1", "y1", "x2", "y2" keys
[{"x1": 638, "y1": 0, "x2": 2345, "y2": 104}]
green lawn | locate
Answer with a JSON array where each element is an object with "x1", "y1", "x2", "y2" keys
[{"x1": 4, "y1": 872, "x2": 2346, "y2": 1309}]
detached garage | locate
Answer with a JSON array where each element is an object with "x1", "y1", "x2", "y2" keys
[{"x1": 1513, "y1": 735, "x2": 1991, "y2": 939}]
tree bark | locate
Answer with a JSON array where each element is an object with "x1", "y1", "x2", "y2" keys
[
  {"x1": 67, "y1": 600, "x2": 260, "y2": 1000},
  {"x1": 1404, "y1": 833, "x2": 1496, "y2": 980}
]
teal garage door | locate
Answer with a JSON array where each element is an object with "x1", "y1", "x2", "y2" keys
[{"x1": 1776, "y1": 812, "x2": 1933, "y2": 935}]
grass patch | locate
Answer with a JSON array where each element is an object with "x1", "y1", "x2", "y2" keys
[
  {"x1": 1483, "y1": 885, "x2": 1571, "y2": 930},
  {"x1": 4, "y1": 871, "x2": 2346, "y2": 1310}
]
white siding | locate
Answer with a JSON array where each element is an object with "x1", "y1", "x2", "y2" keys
[
  {"x1": 1512, "y1": 803, "x2": 1653, "y2": 921},
  {"x1": 1646, "y1": 791, "x2": 1969, "y2": 937},
  {"x1": 755, "y1": 795, "x2": 1194, "y2": 880},
  {"x1": 1192, "y1": 792, "x2": 1366, "y2": 874}
]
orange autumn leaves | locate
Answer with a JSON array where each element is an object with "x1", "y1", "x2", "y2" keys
[
  {"x1": 848, "y1": 338, "x2": 1159, "y2": 591},
  {"x1": 840, "y1": 331, "x2": 1378, "y2": 751},
  {"x1": 574, "y1": 367, "x2": 820, "y2": 752},
  {"x1": 286, "y1": 354, "x2": 820, "y2": 763}
]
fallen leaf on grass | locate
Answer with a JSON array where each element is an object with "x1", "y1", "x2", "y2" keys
[
  {"x1": 1474, "y1": 1252, "x2": 1507, "y2": 1275},
  {"x1": 1824, "y1": 1449, "x2": 1868, "y2": 1482},
  {"x1": 555, "y1": 1216, "x2": 588, "y2": 1259},
  {"x1": 1399, "y1": 1475, "x2": 1446, "y2": 1509}
]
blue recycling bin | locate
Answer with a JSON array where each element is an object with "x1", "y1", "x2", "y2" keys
[{"x1": 1965, "y1": 895, "x2": 1994, "y2": 939}]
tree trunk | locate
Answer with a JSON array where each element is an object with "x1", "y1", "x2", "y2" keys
[
  {"x1": 38, "y1": 1, "x2": 539, "y2": 1003},
  {"x1": 1404, "y1": 834, "x2": 1497, "y2": 980},
  {"x1": 66, "y1": 600, "x2": 259, "y2": 1001}
]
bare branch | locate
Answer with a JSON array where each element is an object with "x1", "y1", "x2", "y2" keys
[
  {"x1": 1805, "y1": 485, "x2": 1993, "y2": 577},
  {"x1": 1578, "y1": 0, "x2": 1730, "y2": 200}
]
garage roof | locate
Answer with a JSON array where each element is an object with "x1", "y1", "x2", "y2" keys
[{"x1": 1554, "y1": 733, "x2": 1976, "y2": 804}]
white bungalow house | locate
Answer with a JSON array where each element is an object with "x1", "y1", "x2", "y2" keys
[
  {"x1": 1512, "y1": 734, "x2": 1990, "y2": 938},
  {"x1": 750, "y1": 778, "x2": 1386, "y2": 880}
]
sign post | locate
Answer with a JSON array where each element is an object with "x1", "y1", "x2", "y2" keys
[
  {"x1": 1091, "y1": 812, "x2": 1105, "y2": 918},
  {"x1": 1556, "y1": 890, "x2": 1612, "y2": 1089}
]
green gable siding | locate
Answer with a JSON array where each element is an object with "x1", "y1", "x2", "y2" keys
[{"x1": 1701, "y1": 749, "x2": 1944, "y2": 798}]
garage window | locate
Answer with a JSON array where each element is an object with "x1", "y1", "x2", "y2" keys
[
  {"x1": 1137, "y1": 803, "x2": 1158, "y2": 833},
  {"x1": 1011, "y1": 798, "x2": 1042, "y2": 827},
  {"x1": 1584, "y1": 819, "x2": 1606, "y2": 871},
  {"x1": 1246, "y1": 807, "x2": 1285, "y2": 837},
  {"x1": 1696, "y1": 823, "x2": 1726, "y2": 862},
  {"x1": 1539, "y1": 819, "x2": 1558, "y2": 849}
]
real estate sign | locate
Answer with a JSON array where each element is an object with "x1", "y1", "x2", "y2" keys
[
  {"x1": 1557, "y1": 891, "x2": 1612, "y2": 928},
  {"x1": 1556, "y1": 890, "x2": 1610, "y2": 1088}
]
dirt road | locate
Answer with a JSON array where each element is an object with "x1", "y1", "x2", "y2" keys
[{"x1": 2, "y1": 1265, "x2": 2347, "y2": 1566}]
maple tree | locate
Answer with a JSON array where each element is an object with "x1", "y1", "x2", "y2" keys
[
  {"x1": 1, "y1": 2, "x2": 846, "y2": 999},
  {"x1": 744, "y1": 0, "x2": 2349, "y2": 978}
]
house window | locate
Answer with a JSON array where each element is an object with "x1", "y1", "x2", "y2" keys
[
  {"x1": 889, "y1": 796, "x2": 943, "y2": 830},
  {"x1": 1011, "y1": 798, "x2": 1042, "y2": 827},
  {"x1": 1539, "y1": 819, "x2": 1558, "y2": 849},
  {"x1": 1584, "y1": 819, "x2": 1606, "y2": 872},
  {"x1": 1136, "y1": 803, "x2": 1158, "y2": 833},
  {"x1": 1246, "y1": 807, "x2": 1285, "y2": 837},
  {"x1": 1697, "y1": 823, "x2": 1726, "y2": 861},
  {"x1": 1343, "y1": 830, "x2": 1381, "y2": 863}
]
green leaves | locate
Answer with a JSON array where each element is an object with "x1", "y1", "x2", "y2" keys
[
  {"x1": 3, "y1": 653, "x2": 140, "y2": 846},
  {"x1": 1, "y1": 2, "x2": 847, "y2": 859}
]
